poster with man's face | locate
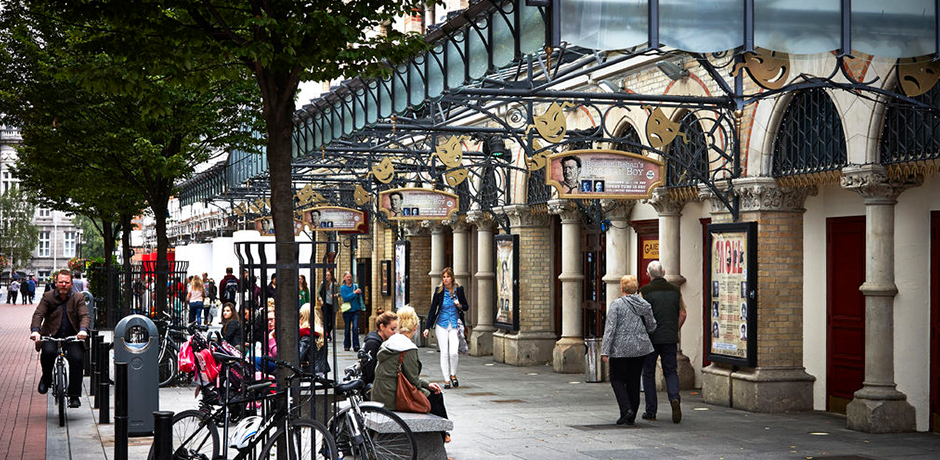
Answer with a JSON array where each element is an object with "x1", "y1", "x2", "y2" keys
[
  {"x1": 495, "y1": 234, "x2": 519, "y2": 330},
  {"x1": 547, "y1": 150, "x2": 663, "y2": 199},
  {"x1": 394, "y1": 241, "x2": 409, "y2": 311}
]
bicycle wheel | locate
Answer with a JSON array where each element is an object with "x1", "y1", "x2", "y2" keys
[
  {"x1": 158, "y1": 342, "x2": 179, "y2": 387},
  {"x1": 147, "y1": 409, "x2": 219, "y2": 460},
  {"x1": 330, "y1": 406, "x2": 416, "y2": 460},
  {"x1": 56, "y1": 361, "x2": 67, "y2": 427},
  {"x1": 259, "y1": 418, "x2": 338, "y2": 460}
]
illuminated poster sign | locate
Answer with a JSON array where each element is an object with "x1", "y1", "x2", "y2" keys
[
  {"x1": 378, "y1": 188, "x2": 459, "y2": 221},
  {"x1": 303, "y1": 206, "x2": 367, "y2": 233},
  {"x1": 252, "y1": 217, "x2": 307, "y2": 236},
  {"x1": 706, "y1": 222, "x2": 757, "y2": 367},
  {"x1": 546, "y1": 149, "x2": 663, "y2": 199}
]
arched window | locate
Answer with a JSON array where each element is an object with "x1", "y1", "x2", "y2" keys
[
  {"x1": 612, "y1": 123, "x2": 643, "y2": 153},
  {"x1": 666, "y1": 113, "x2": 708, "y2": 187},
  {"x1": 772, "y1": 89, "x2": 847, "y2": 176},
  {"x1": 880, "y1": 84, "x2": 940, "y2": 164}
]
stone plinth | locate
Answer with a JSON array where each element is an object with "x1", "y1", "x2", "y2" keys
[
  {"x1": 552, "y1": 337, "x2": 586, "y2": 374},
  {"x1": 493, "y1": 330, "x2": 556, "y2": 366}
]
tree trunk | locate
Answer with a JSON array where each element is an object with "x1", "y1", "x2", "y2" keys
[
  {"x1": 102, "y1": 220, "x2": 116, "y2": 325},
  {"x1": 120, "y1": 212, "x2": 134, "y2": 312},
  {"x1": 152, "y1": 197, "x2": 170, "y2": 319}
]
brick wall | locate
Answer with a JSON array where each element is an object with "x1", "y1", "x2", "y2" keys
[
  {"x1": 408, "y1": 234, "x2": 432, "y2": 317},
  {"x1": 514, "y1": 225, "x2": 554, "y2": 332}
]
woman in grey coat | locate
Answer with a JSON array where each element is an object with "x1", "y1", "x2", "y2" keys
[{"x1": 601, "y1": 274, "x2": 657, "y2": 425}]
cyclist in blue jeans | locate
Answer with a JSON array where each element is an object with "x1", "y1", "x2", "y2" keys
[
  {"x1": 30, "y1": 269, "x2": 90, "y2": 408},
  {"x1": 339, "y1": 271, "x2": 363, "y2": 351}
]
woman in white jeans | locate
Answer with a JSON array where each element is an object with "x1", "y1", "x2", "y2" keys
[{"x1": 423, "y1": 267, "x2": 469, "y2": 389}]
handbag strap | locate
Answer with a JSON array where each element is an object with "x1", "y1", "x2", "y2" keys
[{"x1": 398, "y1": 351, "x2": 405, "y2": 371}]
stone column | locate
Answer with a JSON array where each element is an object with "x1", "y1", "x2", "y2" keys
[
  {"x1": 699, "y1": 177, "x2": 817, "y2": 412},
  {"x1": 467, "y1": 211, "x2": 496, "y2": 356},
  {"x1": 548, "y1": 200, "x2": 585, "y2": 374},
  {"x1": 450, "y1": 221, "x2": 471, "y2": 293},
  {"x1": 427, "y1": 222, "x2": 447, "y2": 295},
  {"x1": 645, "y1": 188, "x2": 694, "y2": 390},
  {"x1": 601, "y1": 200, "x2": 635, "y2": 306},
  {"x1": 842, "y1": 165, "x2": 919, "y2": 433}
]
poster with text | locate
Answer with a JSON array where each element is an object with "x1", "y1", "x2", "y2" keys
[
  {"x1": 706, "y1": 222, "x2": 757, "y2": 367},
  {"x1": 253, "y1": 217, "x2": 307, "y2": 236},
  {"x1": 394, "y1": 240, "x2": 409, "y2": 312},
  {"x1": 495, "y1": 234, "x2": 519, "y2": 330},
  {"x1": 379, "y1": 188, "x2": 459, "y2": 221},
  {"x1": 546, "y1": 149, "x2": 663, "y2": 199},
  {"x1": 303, "y1": 206, "x2": 367, "y2": 233}
]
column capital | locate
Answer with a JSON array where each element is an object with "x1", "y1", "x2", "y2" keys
[
  {"x1": 547, "y1": 199, "x2": 580, "y2": 224},
  {"x1": 505, "y1": 204, "x2": 551, "y2": 229},
  {"x1": 841, "y1": 165, "x2": 923, "y2": 204},
  {"x1": 402, "y1": 221, "x2": 430, "y2": 237},
  {"x1": 600, "y1": 199, "x2": 636, "y2": 220},
  {"x1": 466, "y1": 210, "x2": 496, "y2": 230},
  {"x1": 422, "y1": 220, "x2": 446, "y2": 234},
  {"x1": 645, "y1": 187, "x2": 687, "y2": 216},
  {"x1": 444, "y1": 219, "x2": 471, "y2": 233},
  {"x1": 736, "y1": 177, "x2": 817, "y2": 212}
]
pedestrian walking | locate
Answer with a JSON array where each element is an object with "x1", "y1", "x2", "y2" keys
[
  {"x1": 639, "y1": 260, "x2": 688, "y2": 423},
  {"x1": 339, "y1": 271, "x2": 363, "y2": 351},
  {"x1": 186, "y1": 276, "x2": 206, "y2": 325},
  {"x1": 317, "y1": 270, "x2": 339, "y2": 341},
  {"x1": 298, "y1": 274, "x2": 310, "y2": 307},
  {"x1": 26, "y1": 276, "x2": 37, "y2": 303},
  {"x1": 7, "y1": 279, "x2": 19, "y2": 304},
  {"x1": 424, "y1": 267, "x2": 469, "y2": 389},
  {"x1": 601, "y1": 275, "x2": 657, "y2": 425},
  {"x1": 205, "y1": 277, "x2": 217, "y2": 324}
]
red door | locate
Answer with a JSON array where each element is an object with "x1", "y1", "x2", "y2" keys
[
  {"x1": 633, "y1": 220, "x2": 659, "y2": 288},
  {"x1": 827, "y1": 216, "x2": 866, "y2": 414},
  {"x1": 930, "y1": 211, "x2": 939, "y2": 432}
]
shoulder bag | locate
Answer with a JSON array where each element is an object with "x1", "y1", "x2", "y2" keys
[{"x1": 395, "y1": 352, "x2": 431, "y2": 413}]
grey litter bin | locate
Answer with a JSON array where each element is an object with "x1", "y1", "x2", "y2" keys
[
  {"x1": 585, "y1": 337, "x2": 603, "y2": 382},
  {"x1": 114, "y1": 314, "x2": 159, "y2": 435},
  {"x1": 412, "y1": 315, "x2": 426, "y2": 347}
]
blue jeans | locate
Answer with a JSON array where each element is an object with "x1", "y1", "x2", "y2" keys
[
  {"x1": 343, "y1": 310, "x2": 360, "y2": 350},
  {"x1": 642, "y1": 342, "x2": 680, "y2": 415},
  {"x1": 189, "y1": 301, "x2": 204, "y2": 325}
]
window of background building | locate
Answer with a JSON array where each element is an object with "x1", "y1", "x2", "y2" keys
[
  {"x1": 38, "y1": 270, "x2": 49, "y2": 281},
  {"x1": 64, "y1": 231, "x2": 76, "y2": 257},
  {"x1": 38, "y1": 208, "x2": 52, "y2": 218},
  {"x1": 1, "y1": 171, "x2": 12, "y2": 193},
  {"x1": 38, "y1": 231, "x2": 50, "y2": 257}
]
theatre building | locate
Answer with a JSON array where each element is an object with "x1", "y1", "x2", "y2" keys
[{"x1": 176, "y1": 1, "x2": 940, "y2": 433}]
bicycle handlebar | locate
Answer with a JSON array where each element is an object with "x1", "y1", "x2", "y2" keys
[{"x1": 40, "y1": 336, "x2": 81, "y2": 343}]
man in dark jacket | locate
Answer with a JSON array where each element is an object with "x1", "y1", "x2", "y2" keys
[
  {"x1": 361, "y1": 311, "x2": 399, "y2": 386},
  {"x1": 219, "y1": 267, "x2": 238, "y2": 303},
  {"x1": 638, "y1": 260, "x2": 687, "y2": 424},
  {"x1": 30, "y1": 269, "x2": 90, "y2": 408}
]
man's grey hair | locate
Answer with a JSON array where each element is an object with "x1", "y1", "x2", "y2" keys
[{"x1": 647, "y1": 260, "x2": 665, "y2": 279}]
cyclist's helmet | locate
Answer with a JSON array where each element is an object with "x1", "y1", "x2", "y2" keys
[{"x1": 229, "y1": 415, "x2": 263, "y2": 449}]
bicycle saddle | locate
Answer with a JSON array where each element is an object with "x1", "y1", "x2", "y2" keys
[
  {"x1": 212, "y1": 352, "x2": 242, "y2": 363},
  {"x1": 336, "y1": 379, "x2": 365, "y2": 393}
]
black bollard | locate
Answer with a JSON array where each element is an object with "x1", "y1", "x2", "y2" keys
[
  {"x1": 90, "y1": 335, "x2": 102, "y2": 397},
  {"x1": 83, "y1": 331, "x2": 95, "y2": 377},
  {"x1": 152, "y1": 411, "x2": 174, "y2": 460},
  {"x1": 114, "y1": 362, "x2": 128, "y2": 460},
  {"x1": 98, "y1": 342, "x2": 110, "y2": 424}
]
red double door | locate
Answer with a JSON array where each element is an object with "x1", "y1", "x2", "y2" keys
[{"x1": 826, "y1": 216, "x2": 866, "y2": 414}]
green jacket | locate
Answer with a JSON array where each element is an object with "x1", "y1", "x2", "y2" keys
[
  {"x1": 370, "y1": 333, "x2": 430, "y2": 410},
  {"x1": 639, "y1": 277, "x2": 683, "y2": 345}
]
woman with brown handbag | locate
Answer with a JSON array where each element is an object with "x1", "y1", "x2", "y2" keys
[{"x1": 371, "y1": 305, "x2": 452, "y2": 442}]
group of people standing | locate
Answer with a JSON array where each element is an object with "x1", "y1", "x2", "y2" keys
[
  {"x1": 6, "y1": 274, "x2": 38, "y2": 304},
  {"x1": 601, "y1": 260, "x2": 687, "y2": 426}
]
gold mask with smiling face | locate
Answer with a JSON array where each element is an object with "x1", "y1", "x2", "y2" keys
[
  {"x1": 530, "y1": 102, "x2": 574, "y2": 143},
  {"x1": 898, "y1": 58, "x2": 940, "y2": 97},
  {"x1": 644, "y1": 106, "x2": 688, "y2": 150},
  {"x1": 433, "y1": 135, "x2": 467, "y2": 168},
  {"x1": 371, "y1": 156, "x2": 395, "y2": 184},
  {"x1": 732, "y1": 49, "x2": 790, "y2": 90}
]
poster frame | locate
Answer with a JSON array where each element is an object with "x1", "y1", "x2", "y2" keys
[
  {"x1": 705, "y1": 221, "x2": 758, "y2": 368},
  {"x1": 544, "y1": 149, "x2": 664, "y2": 200},
  {"x1": 380, "y1": 260, "x2": 392, "y2": 296},
  {"x1": 494, "y1": 233, "x2": 520, "y2": 331},
  {"x1": 394, "y1": 240, "x2": 410, "y2": 311}
]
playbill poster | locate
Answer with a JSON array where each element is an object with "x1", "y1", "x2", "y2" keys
[
  {"x1": 379, "y1": 188, "x2": 459, "y2": 221},
  {"x1": 545, "y1": 149, "x2": 663, "y2": 199},
  {"x1": 303, "y1": 206, "x2": 366, "y2": 232},
  {"x1": 494, "y1": 234, "x2": 519, "y2": 330},
  {"x1": 394, "y1": 241, "x2": 409, "y2": 312},
  {"x1": 707, "y1": 222, "x2": 757, "y2": 367}
]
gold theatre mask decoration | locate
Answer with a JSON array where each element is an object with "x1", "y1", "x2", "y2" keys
[{"x1": 644, "y1": 106, "x2": 688, "y2": 150}]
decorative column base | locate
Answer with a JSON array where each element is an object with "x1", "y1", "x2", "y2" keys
[
  {"x1": 493, "y1": 331, "x2": 555, "y2": 366},
  {"x1": 703, "y1": 365, "x2": 814, "y2": 412},
  {"x1": 468, "y1": 325, "x2": 495, "y2": 356},
  {"x1": 846, "y1": 387, "x2": 916, "y2": 433},
  {"x1": 552, "y1": 337, "x2": 586, "y2": 374},
  {"x1": 702, "y1": 363, "x2": 733, "y2": 406}
]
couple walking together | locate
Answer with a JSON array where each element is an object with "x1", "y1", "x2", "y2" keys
[{"x1": 601, "y1": 260, "x2": 687, "y2": 426}]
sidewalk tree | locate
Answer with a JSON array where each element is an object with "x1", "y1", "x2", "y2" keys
[
  {"x1": 0, "y1": 185, "x2": 40, "y2": 269},
  {"x1": 0, "y1": 0, "x2": 265, "y2": 316},
  {"x1": 29, "y1": 0, "x2": 434, "y2": 370}
]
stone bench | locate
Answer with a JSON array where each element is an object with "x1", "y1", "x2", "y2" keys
[{"x1": 365, "y1": 411, "x2": 453, "y2": 460}]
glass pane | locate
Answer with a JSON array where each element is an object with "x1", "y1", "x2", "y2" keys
[
  {"x1": 365, "y1": 80, "x2": 379, "y2": 124},
  {"x1": 468, "y1": 18, "x2": 489, "y2": 79},
  {"x1": 393, "y1": 64, "x2": 408, "y2": 112},
  {"x1": 321, "y1": 110, "x2": 332, "y2": 146},
  {"x1": 660, "y1": 0, "x2": 743, "y2": 53},
  {"x1": 342, "y1": 97, "x2": 354, "y2": 135},
  {"x1": 559, "y1": 0, "x2": 647, "y2": 51},
  {"x1": 305, "y1": 118, "x2": 315, "y2": 153},
  {"x1": 409, "y1": 59, "x2": 425, "y2": 106},
  {"x1": 492, "y1": 9, "x2": 515, "y2": 68},
  {"x1": 378, "y1": 77, "x2": 392, "y2": 118},
  {"x1": 332, "y1": 104, "x2": 343, "y2": 139},
  {"x1": 446, "y1": 35, "x2": 466, "y2": 87},
  {"x1": 427, "y1": 44, "x2": 445, "y2": 98},
  {"x1": 755, "y1": 0, "x2": 840, "y2": 54},
  {"x1": 353, "y1": 93, "x2": 365, "y2": 129},
  {"x1": 854, "y1": 0, "x2": 934, "y2": 58},
  {"x1": 520, "y1": 2, "x2": 546, "y2": 55}
]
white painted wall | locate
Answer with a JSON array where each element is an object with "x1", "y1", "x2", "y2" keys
[
  {"x1": 175, "y1": 243, "x2": 213, "y2": 279},
  {"x1": 679, "y1": 200, "x2": 707, "y2": 387}
]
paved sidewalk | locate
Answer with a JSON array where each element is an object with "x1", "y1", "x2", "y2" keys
[
  {"x1": 0, "y1": 303, "x2": 46, "y2": 460},
  {"x1": 37, "y1": 332, "x2": 940, "y2": 459}
]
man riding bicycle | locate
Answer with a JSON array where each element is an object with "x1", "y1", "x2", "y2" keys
[{"x1": 30, "y1": 269, "x2": 90, "y2": 408}]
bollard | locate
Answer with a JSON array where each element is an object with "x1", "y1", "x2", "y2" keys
[
  {"x1": 114, "y1": 362, "x2": 128, "y2": 460},
  {"x1": 152, "y1": 411, "x2": 174, "y2": 460},
  {"x1": 90, "y1": 335, "x2": 103, "y2": 397},
  {"x1": 83, "y1": 331, "x2": 95, "y2": 377},
  {"x1": 98, "y1": 342, "x2": 110, "y2": 423}
]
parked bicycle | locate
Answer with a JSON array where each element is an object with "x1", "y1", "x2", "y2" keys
[
  {"x1": 328, "y1": 352, "x2": 417, "y2": 460},
  {"x1": 41, "y1": 335, "x2": 82, "y2": 427},
  {"x1": 149, "y1": 355, "x2": 337, "y2": 460},
  {"x1": 153, "y1": 313, "x2": 196, "y2": 387}
]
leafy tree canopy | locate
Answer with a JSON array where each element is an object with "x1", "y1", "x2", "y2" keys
[{"x1": 0, "y1": 185, "x2": 40, "y2": 269}]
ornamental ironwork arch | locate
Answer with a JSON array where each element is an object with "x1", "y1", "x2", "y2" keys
[{"x1": 772, "y1": 89, "x2": 848, "y2": 177}]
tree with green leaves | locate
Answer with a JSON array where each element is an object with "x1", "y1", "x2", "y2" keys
[
  {"x1": 0, "y1": 185, "x2": 40, "y2": 270},
  {"x1": 27, "y1": 0, "x2": 434, "y2": 371}
]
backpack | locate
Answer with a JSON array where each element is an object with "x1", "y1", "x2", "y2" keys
[{"x1": 223, "y1": 281, "x2": 238, "y2": 303}]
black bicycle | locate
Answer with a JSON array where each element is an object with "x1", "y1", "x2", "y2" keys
[
  {"x1": 149, "y1": 355, "x2": 337, "y2": 460},
  {"x1": 41, "y1": 335, "x2": 81, "y2": 427},
  {"x1": 154, "y1": 314, "x2": 197, "y2": 387}
]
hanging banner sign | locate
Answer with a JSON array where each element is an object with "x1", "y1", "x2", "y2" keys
[
  {"x1": 706, "y1": 222, "x2": 757, "y2": 367},
  {"x1": 302, "y1": 206, "x2": 367, "y2": 233},
  {"x1": 545, "y1": 149, "x2": 663, "y2": 199},
  {"x1": 252, "y1": 217, "x2": 307, "y2": 236},
  {"x1": 378, "y1": 188, "x2": 459, "y2": 221}
]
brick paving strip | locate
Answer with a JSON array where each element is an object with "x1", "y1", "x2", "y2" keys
[{"x1": 0, "y1": 303, "x2": 46, "y2": 460}]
